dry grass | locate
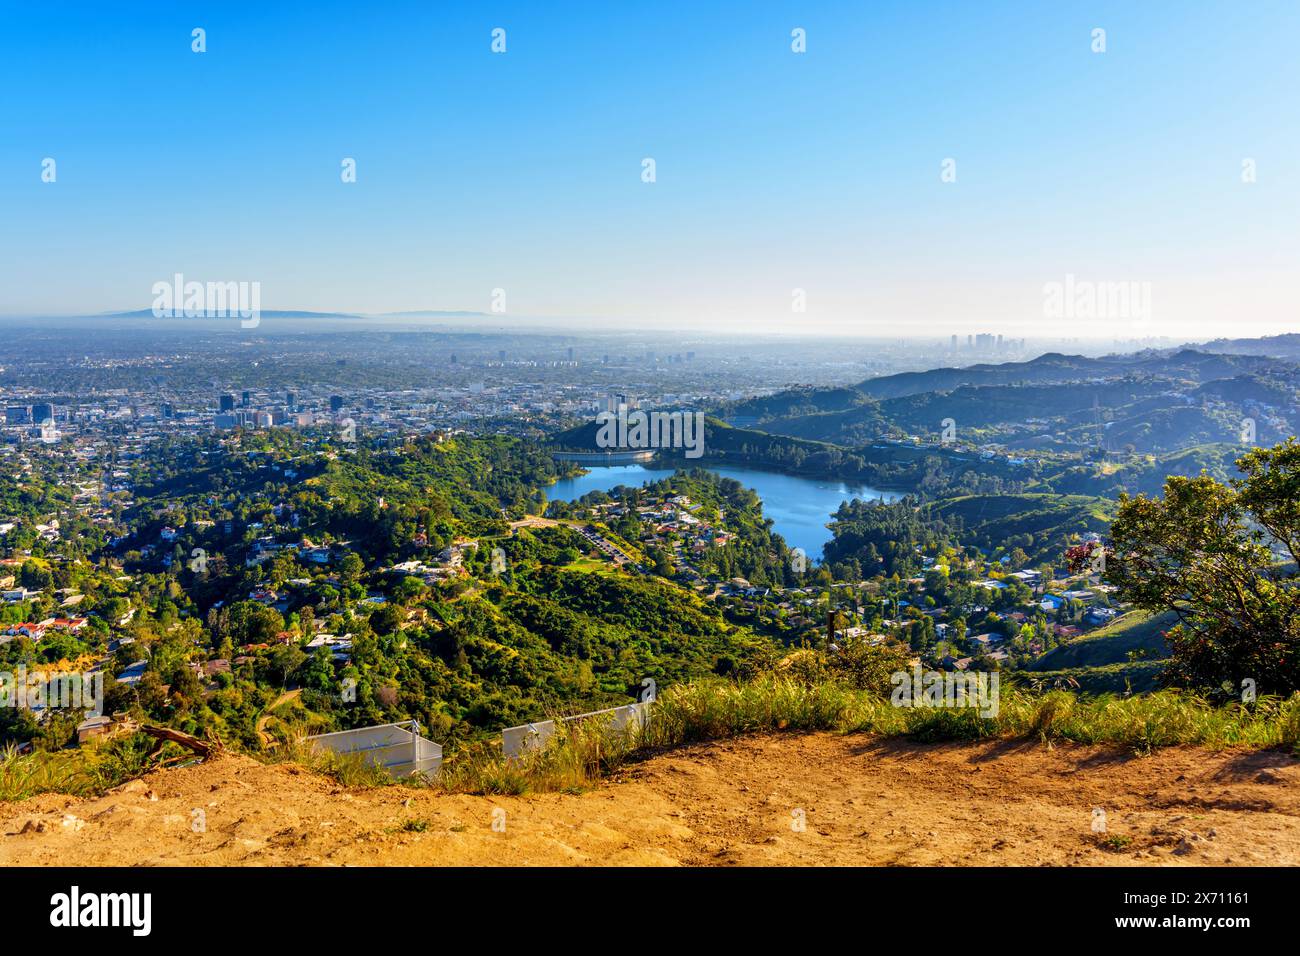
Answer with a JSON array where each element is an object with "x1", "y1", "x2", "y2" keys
[{"x1": 6, "y1": 677, "x2": 1300, "y2": 800}]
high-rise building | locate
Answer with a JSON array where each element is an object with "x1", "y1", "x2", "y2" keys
[
  {"x1": 31, "y1": 403, "x2": 54, "y2": 425},
  {"x1": 241, "y1": 390, "x2": 251, "y2": 407},
  {"x1": 5, "y1": 406, "x2": 31, "y2": 425},
  {"x1": 329, "y1": 395, "x2": 344, "y2": 413},
  {"x1": 219, "y1": 393, "x2": 236, "y2": 412},
  {"x1": 602, "y1": 392, "x2": 637, "y2": 413},
  {"x1": 285, "y1": 391, "x2": 296, "y2": 410}
]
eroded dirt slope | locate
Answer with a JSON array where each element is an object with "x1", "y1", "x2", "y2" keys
[{"x1": 2, "y1": 733, "x2": 1297, "y2": 866}]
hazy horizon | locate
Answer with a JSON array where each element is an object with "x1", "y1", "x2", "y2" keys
[
  {"x1": 2, "y1": 0, "x2": 1297, "y2": 339},
  {"x1": 0, "y1": 310, "x2": 1226, "y2": 350}
]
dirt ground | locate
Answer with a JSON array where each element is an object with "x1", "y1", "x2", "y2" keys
[{"x1": 2, "y1": 732, "x2": 1298, "y2": 866}]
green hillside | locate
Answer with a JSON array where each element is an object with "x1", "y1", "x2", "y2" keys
[
  {"x1": 1014, "y1": 660, "x2": 1167, "y2": 695},
  {"x1": 1033, "y1": 444, "x2": 1245, "y2": 498},
  {"x1": 713, "y1": 349, "x2": 1297, "y2": 456},
  {"x1": 925, "y1": 493, "x2": 1114, "y2": 564},
  {"x1": 1027, "y1": 610, "x2": 1174, "y2": 671}
]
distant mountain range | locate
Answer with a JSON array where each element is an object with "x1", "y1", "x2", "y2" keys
[
  {"x1": 98, "y1": 309, "x2": 362, "y2": 320},
  {"x1": 93, "y1": 309, "x2": 491, "y2": 320},
  {"x1": 366, "y1": 310, "x2": 492, "y2": 319},
  {"x1": 841, "y1": 349, "x2": 1285, "y2": 401},
  {"x1": 1190, "y1": 333, "x2": 1300, "y2": 359},
  {"x1": 717, "y1": 344, "x2": 1298, "y2": 455}
]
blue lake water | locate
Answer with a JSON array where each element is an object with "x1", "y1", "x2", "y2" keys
[{"x1": 546, "y1": 465, "x2": 901, "y2": 560}]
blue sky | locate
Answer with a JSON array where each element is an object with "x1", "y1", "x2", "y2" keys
[{"x1": 1, "y1": 0, "x2": 1296, "y2": 338}]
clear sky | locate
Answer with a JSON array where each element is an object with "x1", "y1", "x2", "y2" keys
[{"x1": 1, "y1": 0, "x2": 1296, "y2": 338}]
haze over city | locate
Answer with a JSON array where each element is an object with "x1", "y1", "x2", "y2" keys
[{"x1": 2, "y1": 0, "x2": 1297, "y2": 337}]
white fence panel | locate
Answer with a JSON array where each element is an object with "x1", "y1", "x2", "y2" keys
[
  {"x1": 501, "y1": 701, "x2": 651, "y2": 760},
  {"x1": 501, "y1": 720, "x2": 556, "y2": 760},
  {"x1": 306, "y1": 720, "x2": 442, "y2": 779},
  {"x1": 575, "y1": 701, "x2": 651, "y2": 733}
]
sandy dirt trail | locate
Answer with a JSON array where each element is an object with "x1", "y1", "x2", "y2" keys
[{"x1": 2, "y1": 732, "x2": 1298, "y2": 866}]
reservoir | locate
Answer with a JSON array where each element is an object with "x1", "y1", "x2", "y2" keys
[{"x1": 546, "y1": 464, "x2": 901, "y2": 561}]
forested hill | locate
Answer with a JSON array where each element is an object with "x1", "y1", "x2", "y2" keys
[
  {"x1": 714, "y1": 348, "x2": 1297, "y2": 456},
  {"x1": 549, "y1": 417, "x2": 1024, "y2": 493},
  {"x1": 736, "y1": 349, "x2": 1290, "y2": 408},
  {"x1": 6, "y1": 430, "x2": 781, "y2": 749}
]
